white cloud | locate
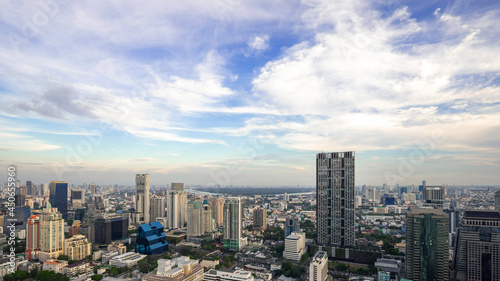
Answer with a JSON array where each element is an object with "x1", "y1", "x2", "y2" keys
[{"x1": 245, "y1": 35, "x2": 270, "y2": 56}]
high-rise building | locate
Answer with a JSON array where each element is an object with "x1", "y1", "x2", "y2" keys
[
  {"x1": 150, "y1": 194, "x2": 166, "y2": 221},
  {"x1": 309, "y1": 251, "x2": 328, "y2": 281},
  {"x1": 283, "y1": 231, "x2": 306, "y2": 261},
  {"x1": 167, "y1": 190, "x2": 187, "y2": 229},
  {"x1": 406, "y1": 208, "x2": 449, "y2": 281},
  {"x1": 64, "y1": 234, "x2": 91, "y2": 261},
  {"x1": 94, "y1": 214, "x2": 129, "y2": 244},
  {"x1": 134, "y1": 174, "x2": 150, "y2": 224},
  {"x1": 49, "y1": 181, "x2": 68, "y2": 219},
  {"x1": 423, "y1": 186, "x2": 445, "y2": 208},
  {"x1": 187, "y1": 201, "x2": 204, "y2": 237},
  {"x1": 211, "y1": 197, "x2": 224, "y2": 228},
  {"x1": 38, "y1": 202, "x2": 65, "y2": 262},
  {"x1": 25, "y1": 214, "x2": 40, "y2": 260},
  {"x1": 452, "y1": 210, "x2": 500, "y2": 280},
  {"x1": 90, "y1": 183, "x2": 96, "y2": 195},
  {"x1": 202, "y1": 200, "x2": 213, "y2": 234},
  {"x1": 42, "y1": 183, "x2": 50, "y2": 197},
  {"x1": 171, "y1": 182, "x2": 184, "y2": 191},
  {"x1": 495, "y1": 191, "x2": 500, "y2": 210},
  {"x1": 253, "y1": 206, "x2": 267, "y2": 230},
  {"x1": 223, "y1": 197, "x2": 244, "y2": 251},
  {"x1": 71, "y1": 188, "x2": 85, "y2": 208},
  {"x1": 26, "y1": 180, "x2": 33, "y2": 196},
  {"x1": 316, "y1": 151, "x2": 355, "y2": 247}
]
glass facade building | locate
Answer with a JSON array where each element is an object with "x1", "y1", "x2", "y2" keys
[
  {"x1": 136, "y1": 221, "x2": 168, "y2": 255},
  {"x1": 49, "y1": 181, "x2": 68, "y2": 219}
]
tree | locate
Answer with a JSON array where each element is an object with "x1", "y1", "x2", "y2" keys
[
  {"x1": 109, "y1": 267, "x2": 120, "y2": 277},
  {"x1": 3, "y1": 271, "x2": 28, "y2": 281},
  {"x1": 58, "y1": 254, "x2": 69, "y2": 261},
  {"x1": 91, "y1": 275, "x2": 103, "y2": 281}
]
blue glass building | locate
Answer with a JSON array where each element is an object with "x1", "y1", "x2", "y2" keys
[
  {"x1": 136, "y1": 221, "x2": 168, "y2": 255},
  {"x1": 49, "y1": 181, "x2": 68, "y2": 219}
]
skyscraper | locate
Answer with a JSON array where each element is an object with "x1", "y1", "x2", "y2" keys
[
  {"x1": 26, "y1": 180, "x2": 33, "y2": 196},
  {"x1": 37, "y1": 202, "x2": 65, "y2": 262},
  {"x1": 150, "y1": 194, "x2": 166, "y2": 221},
  {"x1": 167, "y1": 190, "x2": 187, "y2": 229},
  {"x1": 223, "y1": 197, "x2": 243, "y2": 251},
  {"x1": 90, "y1": 182, "x2": 96, "y2": 195},
  {"x1": 452, "y1": 210, "x2": 500, "y2": 280},
  {"x1": 316, "y1": 151, "x2": 355, "y2": 248},
  {"x1": 211, "y1": 197, "x2": 224, "y2": 228},
  {"x1": 406, "y1": 208, "x2": 449, "y2": 281},
  {"x1": 134, "y1": 174, "x2": 150, "y2": 224},
  {"x1": 202, "y1": 200, "x2": 213, "y2": 234},
  {"x1": 49, "y1": 181, "x2": 68, "y2": 219},
  {"x1": 187, "y1": 201, "x2": 203, "y2": 237},
  {"x1": 25, "y1": 214, "x2": 40, "y2": 260},
  {"x1": 94, "y1": 214, "x2": 129, "y2": 244},
  {"x1": 423, "y1": 186, "x2": 445, "y2": 208},
  {"x1": 71, "y1": 188, "x2": 84, "y2": 208},
  {"x1": 495, "y1": 191, "x2": 500, "y2": 210},
  {"x1": 253, "y1": 206, "x2": 267, "y2": 230}
]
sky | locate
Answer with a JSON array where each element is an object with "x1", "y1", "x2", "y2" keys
[{"x1": 1, "y1": 0, "x2": 500, "y2": 187}]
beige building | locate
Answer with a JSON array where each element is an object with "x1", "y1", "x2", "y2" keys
[
  {"x1": 143, "y1": 256, "x2": 204, "y2": 281},
  {"x1": 63, "y1": 260, "x2": 92, "y2": 277},
  {"x1": 107, "y1": 241, "x2": 127, "y2": 255},
  {"x1": 43, "y1": 259, "x2": 68, "y2": 274},
  {"x1": 283, "y1": 232, "x2": 306, "y2": 261},
  {"x1": 167, "y1": 190, "x2": 188, "y2": 229},
  {"x1": 210, "y1": 197, "x2": 224, "y2": 228},
  {"x1": 202, "y1": 200, "x2": 213, "y2": 234},
  {"x1": 150, "y1": 194, "x2": 166, "y2": 222},
  {"x1": 309, "y1": 251, "x2": 328, "y2": 281},
  {"x1": 64, "y1": 235, "x2": 91, "y2": 261},
  {"x1": 38, "y1": 202, "x2": 65, "y2": 262},
  {"x1": 253, "y1": 206, "x2": 267, "y2": 230},
  {"x1": 133, "y1": 174, "x2": 150, "y2": 225},
  {"x1": 188, "y1": 201, "x2": 204, "y2": 237}
]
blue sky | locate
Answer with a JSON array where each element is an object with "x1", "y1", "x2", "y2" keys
[{"x1": 1, "y1": 0, "x2": 500, "y2": 186}]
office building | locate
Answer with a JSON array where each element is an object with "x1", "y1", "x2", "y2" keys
[
  {"x1": 204, "y1": 269, "x2": 254, "y2": 281},
  {"x1": 452, "y1": 210, "x2": 500, "y2": 280},
  {"x1": 136, "y1": 221, "x2": 168, "y2": 255},
  {"x1": 150, "y1": 194, "x2": 166, "y2": 221},
  {"x1": 374, "y1": 258, "x2": 402, "y2": 280},
  {"x1": 90, "y1": 183, "x2": 96, "y2": 195},
  {"x1": 94, "y1": 214, "x2": 129, "y2": 244},
  {"x1": 143, "y1": 256, "x2": 204, "y2": 281},
  {"x1": 211, "y1": 197, "x2": 224, "y2": 228},
  {"x1": 423, "y1": 186, "x2": 445, "y2": 208},
  {"x1": 406, "y1": 208, "x2": 449, "y2": 281},
  {"x1": 167, "y1": 190, "x2": 187, "y2": 229},
  {"x1": 26, "y1": 180, "x2": 33, "y2": 196},
  {"x1": 63, "y1": 234, "x2": 91, "y2": 261},
  {"x1": 495, "y1": 191, "x2": 500, "y2": 210},
  {"x1": 109, "y1": 252, "x2": 147, "y2": 268},
  {"x1": 316, "y1": 151, "x2": 355, "y2": 247},
  {"x1": 133, "y1": 174, "x2": 150, "y2": 224},
  {"x1": 223, "y1": 197, "x2": 244, "y2": 251},
  {"x1": 38, "y1": 202, "x2": 65, "y2": 262},
  {"x1": 309, "y1": 251, "x2": 328, "y2": 281},
  {"x1": 285, "y1": 216, "x2": 300, "y2": 237},
  {"x1": 202, "y1": 200, "x2": 213, "y2": 233},
  {"x1": 49, "y1": 181, "x2": 68, "y2": 219},
  {"x1": 71, "y1": 188, "x2": 84, "y2": 208},
  {"x1": 188, "y1": 201, "x2": 204, "y2": 237},
  {"x1": 283, "y1": 231, "x2": 306, "y2": 261},
  {"x1": 171, "y1": 182, "x2": 184, "y2": 191},
  {"x1": 253, "y1": 206, "x2": 267, "y2": 230}
]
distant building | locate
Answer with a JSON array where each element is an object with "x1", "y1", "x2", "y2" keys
[
  {"x1": 406, "y1": 208, "x2": 449, "y2": 281},
  {"x1": 63, "y1": 235, "x2": 91, "y2": 261},
  {"x1": 316, "y1": 152, "x2": 355, "y2": 248},
  {"x1": 109, "y1": 252, "x2": 147, "y2": 268},
  {"x1": 452, "y1": 210, "x2": 500, "y2": 280},
  {"x1": 136, "y1": 221, "x2": 168, "y2": 255},
  {"x1": 204, "y1": 269, "x2": 254, "y2": 281},
  {"x1": 188, "y1": 201, "x2": 204, "y2": 237},
  {"x1": 150, "y1": 194, "x2": 166, "y2": 222},
  {"x1": 283, "y1": 232, "x2": 306, "y2": 261},
  {"x1": 94, "y1": 214, "x2": 129, "y2": 244},
  {"x1": 210, "y1": 197, "x2": 224, "y2": 228},
  {"x1": 143, "y1": 256, "x2": 204, "y2": 281},
  {"x1": 309, "y1": 251, "x2": 328, "y2": 281},
  {"x1": 49, "y1": 181, "x2": 68, "y2": 219},
  {"x1": 202, "y1": 200, "x2": 213, "y2": 234},
  {"x1": 167, "y1": 190, "x2": 187, "y2": 229},
  {"x1": 90, "y1": 182, "x2": 96, "y2": 195},
  {"x1": 133, "y1": 174, "x2": 150, "y2": 224},
  {"x1": 423, "y1": 186, "x2": 445, "y2": 208},
  {"x1": 171, "y1": 182, "x2": 184, "y2": 191},
  {"x1": 495, "y1": 191, "x2": 500, "y2": 210},
  {"x1": 71, "y1": 188, "x2": 85, "y2": 208},
  {"x1": 223, "y1": 197, "x2": 244, "y2": 251},
  {"x1": 253, "y1": 206, "x2": 267, "y2": 230},
  {"x1": 25, "y1": 215, "x2": 40, "y2": 260}
]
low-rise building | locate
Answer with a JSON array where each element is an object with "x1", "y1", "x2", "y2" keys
[
  {"x1": 143, "y1": 256, "x2": 204, "y2": 281},
  {"x1": 203, "y1": 269, "x2": 254, "y2": 281},
  {"x1": 108, "y1": 241, "x2": 127, "y2": 255},
  {"x1": 109, "y1": 252, "x2": 147, "y2": 268},
  {"x1": 64, "y1": 235, "x2": 91, "y2": 261},
  {"x1": 102, "y1": 251, "x2": 119, "y2": 264},
  {"x1": 200, "y1": 259, "x2": 220, "y2": 270},
  {"x1": 63, "y1": 260, "x2": 92, "y2": 277},
  {"x1": 43, "y1": 259, "x2": 68, "y2": 274}
]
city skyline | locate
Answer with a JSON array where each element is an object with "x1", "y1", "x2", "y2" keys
[{"x1": 2, "y1": 1, "x2": 500, "y2": 186}]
